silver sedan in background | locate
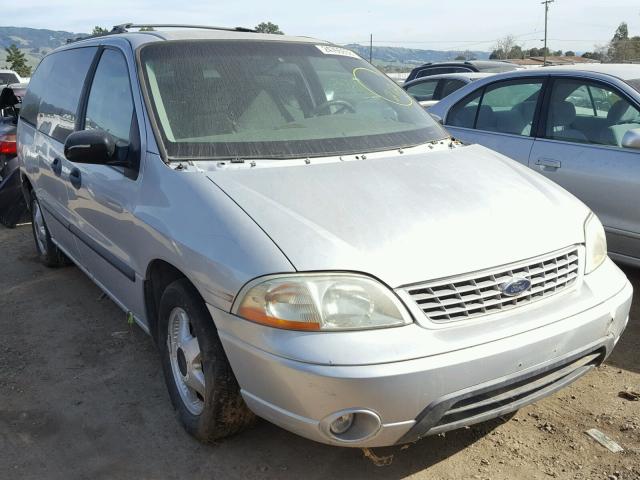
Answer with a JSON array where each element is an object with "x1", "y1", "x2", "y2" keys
[{"x1": 429, "y1": 65, "x2": 640, "y2": 268}]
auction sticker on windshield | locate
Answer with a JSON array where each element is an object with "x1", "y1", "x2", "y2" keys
[{"x1": 315, "y1": 45, "x2": 360, "y2": 58}]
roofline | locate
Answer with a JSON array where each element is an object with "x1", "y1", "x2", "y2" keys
[{"x1": 65, "y1": 22, "x2": 258, "y2": 44}]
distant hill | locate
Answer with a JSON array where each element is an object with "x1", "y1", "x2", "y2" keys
[
  {"x1": 0, "y1": 26, "x2": 84, "y2": 68},
  {"x1": 344, "y1": 44, "x2": 490, "y2": 68},
  {"x1": 0, "y1": 26, "x2": 491, "y2": 71}
]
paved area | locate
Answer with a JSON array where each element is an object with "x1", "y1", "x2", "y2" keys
[{"x1": 1, "y1": 224, "x2": 638, "y2": 479}]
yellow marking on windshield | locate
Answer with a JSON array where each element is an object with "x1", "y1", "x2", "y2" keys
[{"x1": 352, "y1": 67, "x2": 413, "y2": 107}]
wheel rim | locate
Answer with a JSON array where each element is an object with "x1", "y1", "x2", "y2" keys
[
  {"x1": 32, "y1": 200, "x2": 47, "y2": 254},
  {"x1": 167, "y1": 307, "x2": 205, "y2": 415}
]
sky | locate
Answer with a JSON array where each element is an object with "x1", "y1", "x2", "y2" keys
[{"x1": 4, "y1": 0, "x2": 640, "y2": 53}]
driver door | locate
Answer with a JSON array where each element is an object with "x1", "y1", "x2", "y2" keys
[{"x1": 65, "y1": 47, "x2": 145, "y2": 317}]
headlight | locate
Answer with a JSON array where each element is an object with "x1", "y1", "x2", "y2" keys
[
  {"x1": 232, "y1": 274, "x2": 413, "y2": 331},
  {"x1": 584, "y1": 213, "x2": 607, "y2": 274}
]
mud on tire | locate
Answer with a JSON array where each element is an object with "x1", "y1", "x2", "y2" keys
[{"x1": 157, "y1": 278, "x2": 255, "y2": 443}]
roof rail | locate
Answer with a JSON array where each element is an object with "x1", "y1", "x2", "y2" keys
[
  {"x1": 66, "y1": 23, "x2": 257, "y2": 44},
  {"x1": 112, "y1": 23, "x2": 257, "y2": 33}
]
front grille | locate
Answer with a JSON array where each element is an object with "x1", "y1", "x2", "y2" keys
[{"x1": 405, "y1": 247, "x2": 580, "y2": 323}]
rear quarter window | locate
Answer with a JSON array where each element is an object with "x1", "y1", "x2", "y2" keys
[{"x1": 20, "y1": 47, "x2": 97, "y2": 143}]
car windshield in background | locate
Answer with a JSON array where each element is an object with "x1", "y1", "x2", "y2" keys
[
  {"x1": 140, "y1": 41, "x2": 446, "y2": 160},
  {"x1": 0, "y1": 73, "x2": 20, "y2": 85}
]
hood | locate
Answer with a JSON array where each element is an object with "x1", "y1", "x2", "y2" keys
[{"x1": 208, "y1": 144, "x2": 589, "y2": 287}]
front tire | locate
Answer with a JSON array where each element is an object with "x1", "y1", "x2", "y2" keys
[
  {"x1": 30, "y1": 195, "x2": 68, "y2": 267},
  {"x1": 158, "y1": 278, "x2": 255, "y2": 443}
]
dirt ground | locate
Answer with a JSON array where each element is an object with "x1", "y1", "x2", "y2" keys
[{"x1": 1, "y1": 224, "x2": 639, "y2": 480}]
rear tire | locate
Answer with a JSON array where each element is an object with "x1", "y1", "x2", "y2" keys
[
  {"x1": 157, "y1": 278, "x2": 255, "y2": 443},
  {"x1": 30, "y1": 195, "x2": 68, "y2": 267}
]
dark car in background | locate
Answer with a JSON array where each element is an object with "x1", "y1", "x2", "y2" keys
[
  {"x1": 405, "y1": 60, "x2": 521, "y2": 83},
  {"x1": 403, "y1": 72, "x2": 494, "y2": 107},
  {"x1": 0, "y1": 82, "x2": 28, "y2": 227}
]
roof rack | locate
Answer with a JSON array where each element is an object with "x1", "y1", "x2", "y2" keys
[
  {"x1": 112, "y1": 23, "x2": 257, "y2": 33},
  {"x1": 66, "y1": 23, "x2": 256, "y2": 43}
]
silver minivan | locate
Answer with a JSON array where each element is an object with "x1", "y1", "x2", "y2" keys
[{"x1": 16, "y1": 25, "x2": 633, "y2": 448}]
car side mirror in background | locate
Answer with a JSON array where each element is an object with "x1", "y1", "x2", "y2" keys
[
  {"x1": 64, "y1": 130, "x2": 116, "y2": 164},
  {"x1": 0, "y1": 87, "x2": 19, "y2": 110},
  {"x1": 621, "y1": 128, "x2": 640, "y2": 150}
]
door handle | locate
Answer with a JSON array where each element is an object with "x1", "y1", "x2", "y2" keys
[
  {"x1": 51, "y1": 157, "x2": 62, "y2": 176},
  {"x1": 535, "y1": 158, "x2": 561, "y2": 170},
  {"x1": 69, "y1": 167, "x2": 82, "y2": 189}
]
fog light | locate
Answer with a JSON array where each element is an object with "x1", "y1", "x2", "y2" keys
[
  {"x1": 330, "y1": 413, "x2": 354, "y2": 435},
  {"x1": 320, "y1": 409, "x2": 382, "y2": 443}
]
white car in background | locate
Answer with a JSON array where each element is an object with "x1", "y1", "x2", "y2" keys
[{"x1": 0, "y1": 69, "x2": 21, "y2": 86}]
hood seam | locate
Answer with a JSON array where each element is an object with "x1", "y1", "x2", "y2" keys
[{"x1": 206, "y1": 176, "x2": 298, "y2": 272}]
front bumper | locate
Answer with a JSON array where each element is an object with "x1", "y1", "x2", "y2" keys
[{"x1": 210, "y1": 260, "x2": 633, "y2": 447}]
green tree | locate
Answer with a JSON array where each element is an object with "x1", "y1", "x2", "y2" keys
[
  {"x1": 454, "y1": 54, "x2": 466, "y2": 60},
  {"x1": 4, "y1": 44, "x2": 31, "y2": 78},
  {"x1": 607, "y1": 22, "x2": 636, "y2": 62},
  {"x1": 254, "y1": 22, "x2": 283, "y2": 34},
  {"x1": 92, "y1": 26, "x2": 109, "y2": 35},
  {"x1": 565, "y1": 50, "x2": 576, "y2": 57},
  {"x1": 139, "y1": 26, "x2": 155, "y2": 31},
  {"x1": 613, "y1": 22, "x2": 629, "y2": 42},
  {"x1": 489, "y1": 35, "x2": 527, "y2": 59},
  {"x1": 527, "y1": 47, "x2": 541, "y2": 57}
]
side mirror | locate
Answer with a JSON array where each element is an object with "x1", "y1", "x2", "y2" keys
[
  {"x1": 64, "y1": 129, "x2": 116, "y2": 164},
  {"x1": 0, "y1": 87, "x2": 19, "y2": 110},
  {"x1": 621, "y1": 128, "x2": 640, "y2": 150}
]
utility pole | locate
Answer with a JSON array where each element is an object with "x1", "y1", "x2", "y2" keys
[
  {"x1": 369, "y1": 34, "x2": 373, "y2": 63},
  {"x1": 541, "y1": 0, "x2": 554, "y2": 66}
]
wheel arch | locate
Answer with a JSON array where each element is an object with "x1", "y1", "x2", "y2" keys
[{"x1": 144, "y1": 259, "x2": 208, "y2": 341}]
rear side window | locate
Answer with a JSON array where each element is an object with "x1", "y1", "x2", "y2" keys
[
  {"x1": 405, "y1": 80, "x2": 438, "y2": 101},
  {"x1": 447, "y1": 80, "x2": 543, "y2": 136},
  {"x1": 20, "y1": 47, "x2": 97, "y2": 143},
  {"x1": 20, "y1": 56, "x2": 54, "y2": 126}
]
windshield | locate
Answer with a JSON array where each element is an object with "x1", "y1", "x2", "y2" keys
[{"x1": 140, "y1": 40, "x2": 446, "y2": 160}]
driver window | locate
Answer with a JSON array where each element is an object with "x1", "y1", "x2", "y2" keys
[{"x1": 85, "y1": 49, "x2": 135, "y2": 143}]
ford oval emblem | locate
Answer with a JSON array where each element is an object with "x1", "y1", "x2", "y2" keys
[{"x1": 500, "y1": 277, "x2": 532, "y2": 297}]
